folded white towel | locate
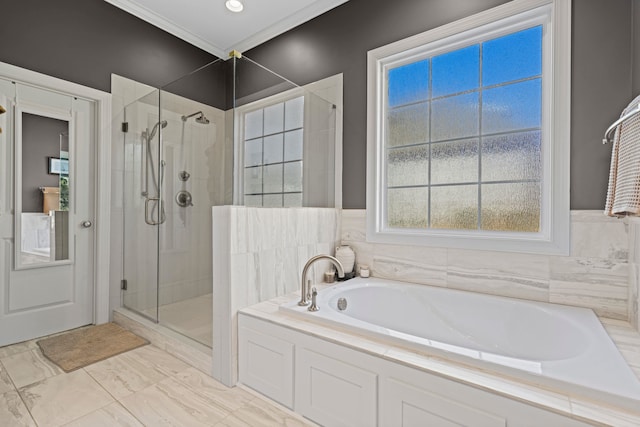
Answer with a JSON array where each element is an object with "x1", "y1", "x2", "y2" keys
[{"x1": 605, "y1": 94, "x2": 640, "y2": 217}]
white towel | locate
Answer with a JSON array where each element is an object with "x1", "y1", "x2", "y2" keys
[{"x1": 605, "y1": 94, "x2": 640, "y2": 217}]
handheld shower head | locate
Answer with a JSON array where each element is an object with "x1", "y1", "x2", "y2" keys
[{"x1": 147, "y1": 120, "x2": 168, "y2": 140}]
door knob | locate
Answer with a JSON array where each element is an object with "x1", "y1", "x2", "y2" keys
[{"x1": 81, "y1": 220, "x2": 92, "y2": 228}]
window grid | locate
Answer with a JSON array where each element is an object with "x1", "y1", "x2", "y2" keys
[
  {"x1": 243, "y1": 97, "x2": 304, "y2": 207},
  {"x1": 385, "y1": 27, "x2": 542, "y2": 232}
]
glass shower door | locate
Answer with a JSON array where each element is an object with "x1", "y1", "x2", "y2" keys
[{"x1": 122, "y1": 89, "x2": 162, "y2": 321}]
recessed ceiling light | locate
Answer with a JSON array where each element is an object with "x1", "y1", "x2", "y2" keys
[{"x1": 225, "y1": 0, "x2": 244, "y2": 12}]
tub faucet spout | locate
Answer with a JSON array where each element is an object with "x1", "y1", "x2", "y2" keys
[{"x1": 298, "y1": 255, "x2": 345, "y2": 306}]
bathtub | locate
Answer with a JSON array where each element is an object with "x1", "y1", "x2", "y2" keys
[{"x1": 280, "y1": 277, "x2": 640, "y2": 404}]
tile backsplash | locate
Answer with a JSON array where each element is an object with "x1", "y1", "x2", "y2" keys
[{"x1": 341, "y1": 210, "x2": 632, "y2": 322}]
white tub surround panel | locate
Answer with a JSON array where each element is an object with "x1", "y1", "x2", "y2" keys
[
  {"x1": 212, "y1": 206, "x2": 340, "y2": 386},
  {"x1": 342, "y1": 210, "x2": 630, "y2": 321},
  {"x1": 238, "y1": 301, "x2": 640, "y2": 426},
  {"x1": 280, "y1": 278, "x2": 640, "y2": 409}
]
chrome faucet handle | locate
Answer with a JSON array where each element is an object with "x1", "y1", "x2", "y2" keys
[{"x1": 308, "y1": 287, "x2": 319, "y2": 312}]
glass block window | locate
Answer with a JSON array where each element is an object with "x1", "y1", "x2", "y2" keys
[
  {"x1": 243, "y1": 96, "x2": 304, "y2": 207},
  {"x1": 385, "y1": 26, "x2": 542, "y2": 232},
  {"x1": 368, "y1": 1, "x2": 571, "y2": 254}
]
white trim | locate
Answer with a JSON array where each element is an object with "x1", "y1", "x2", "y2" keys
[
  {"x1": 230, "y1": 0, "x2": 349, "y2": 54},
  {"x1": 103, "y1": 0, "x2": 348, "y2": 58},
  {"x1": 0, "y1": 61, "x2": 112, "y2": 324},
  {"x1": 366, "y1": 0, "x2": 571, "y2": 255}
]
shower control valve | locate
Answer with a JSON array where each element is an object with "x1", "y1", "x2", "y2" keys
[{"x1": 176, "y1": 190, "x2": 194, "y2": 208}]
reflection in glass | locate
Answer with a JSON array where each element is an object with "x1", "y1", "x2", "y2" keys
[
  {"x1": 387, "y1": 103, "x2": 429, "y2": 147},
  {"x1": 431, "y1": 139, "x2": 478, "y2": 185},
  {"x1": 387, "y1": 187, "x2": 428, "y2": 228},
  {"x1": 481, "y1": 182, "x2": 540, "y2": 232},
  {"x1": 284, "y1": 161, "x2": 303, "y2": 192},
  {"x1": 263, "y1": 134, "x2": 283, "y2": 164},
  {"x1": 431, "y1": 185, "x2": 478, "y2": 230},
  {"x1": 284, "y1": 129, "x2": 303, "y2": 161},
  {"x1": 263, "y1": 164, "x2": 283, "y2": 193},
  {"x1": 20, "y1": 113, "x2": 70, "y2": 265}
]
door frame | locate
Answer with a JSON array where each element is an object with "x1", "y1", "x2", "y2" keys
[{"x1": 0, "y1": 61, "x2": 112, "y2": 325}]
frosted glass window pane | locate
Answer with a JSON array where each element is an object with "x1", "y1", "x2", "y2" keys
[
  {"x1": 264, "y1": 103, "x2": 284, "y2": 135},
  {"x1": 244, "y1": 167, "x2": 262, "y2": 194},
  {"x1": 263, "y1": 164, "x2": 283, "y2": 193},
  {"x1": 482, "y1": 131, "x2": 541, "y2": 182},
  {"x1": 387, "y1": 145, "x2": 429, "y2": 187},
  {"x1": 483, "y1": 26, "x2": 543, "y2": 86},
  {"x1": 245, "y1": 110, "x2": 263, "y2": 140},
  {"x1": 388, "y1": 59, "x2": 430, "y2": 107},
  {"x1": 432, "y1": 45, "x2": 479, "y2": 97},
  {"x1": 244, "y1": 195, "x2": 262, "y2": 207},
  {"x1": 481, "y1": 182, "x2": 540, "y2": 232},
  {"x1": 284, "y1": 161, "x2": 303, "y2": 192},
  {"x1": 263, "y1": 194, "x2": 283, "y2": 207},
  {"x1": 263, "y1": 134, "x2": 283, "y2": 164},
  {"x1": 284, "y1": 129, "x2": 303, "y2": 161},
  {"x1": 387, "y1": 187, "x2": 428, "y2": 228},
  {"x1": 244, "y1": 138, "x2": 262, "y2": 167},
  {"x1": 285, "y1": 96, "x2": 304, "y2": 130},
  {"x1": 284, "y1": 193, "x2": 302, "y2": 207},
  {"x1": 431, "y1": 185, "x2": 478, "y2": 229},
  {"x1": 482, "y1": 79, "x2": 541, "y2": 134},
  {"x1": 431, "y1": 139, "x2": 478, "y2": 184},
  {"x1": 387, "y1": 103, "x2": 429, "y2": 147},
  {"x1": 431, "y1": 93, "x2": 478, "y2": 141}
]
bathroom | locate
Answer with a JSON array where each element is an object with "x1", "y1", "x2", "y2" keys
[{"x1": 0, "y1": 0, "x2": 640, "y2": 425}]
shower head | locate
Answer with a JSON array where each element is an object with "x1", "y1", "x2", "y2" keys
[
  {"x1": 147, "y1": 120, "x2": 168, "y2": 140},
  {"x1": 196, "y1": 114, "x2": 210, "y2": 125},
  {"x1": 182, "y1": 111, "x2": 210, "y2": 125}
]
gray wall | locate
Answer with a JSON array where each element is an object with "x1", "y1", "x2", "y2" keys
[
  {"x1": 21, "y1": 114, "x2": 68, "y2": 213},
  {"x1": 571, "y1": 0, "x2": 634, "y2": 209},
  {"x1": 1, "y1": 0, "x2": 638, "y2": 209},
  {"x1": 0, "y1": 0, "x2": 218, "y2": 97},
  {"x1": 244, "y1": 0, "x2": 639, "y2": 210}
]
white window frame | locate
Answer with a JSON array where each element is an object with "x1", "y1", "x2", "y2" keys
[{"x1": 366, "y1": 0, "x2": 571, "y2": 255}]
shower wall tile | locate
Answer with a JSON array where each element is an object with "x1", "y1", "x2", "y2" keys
[
  {"x1": 213, "y1": 206, "x2": 340, "y2": 386},
  {"x1": 340, "y1": 209, "x2": 632, "y2": 322}
]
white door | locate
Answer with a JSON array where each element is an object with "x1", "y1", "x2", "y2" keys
[{"x1": 0, "y1": 79, "x2": 95, "y2": 346}]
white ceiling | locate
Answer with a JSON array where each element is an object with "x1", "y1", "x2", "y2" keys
[{"x1": 104, "y1": 0, "x2": 349, "y2": 59}]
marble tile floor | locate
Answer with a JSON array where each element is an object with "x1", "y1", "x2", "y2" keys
[
  {"x1": 0, "y1": 334, "x2": 314, "y2": 426},
  {"x1": 143, "y1": 293, "x2": 213, "y2": 347}
]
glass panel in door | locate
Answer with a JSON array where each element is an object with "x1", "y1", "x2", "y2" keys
[{"x1": 122, "y1": 89, "x2": 162, "y2": 321}]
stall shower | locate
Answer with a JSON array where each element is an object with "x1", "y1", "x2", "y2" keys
[{"x1": 116, "y1": 54, "x2": 340, "y2": 352}]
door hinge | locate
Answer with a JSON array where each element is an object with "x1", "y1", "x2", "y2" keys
[
  {"x1": 121, "y1": 122, "x2": 129, "y2": 133},
  {"x1": 121, "y1": 279, "x2": 128, "y2": 290}
]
